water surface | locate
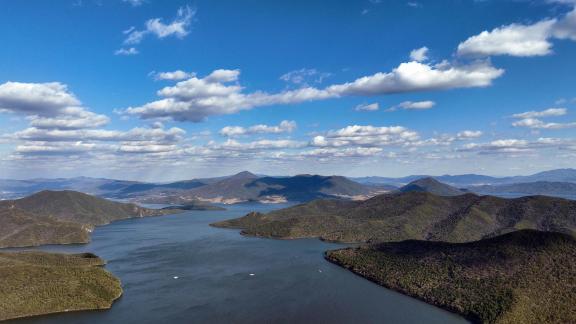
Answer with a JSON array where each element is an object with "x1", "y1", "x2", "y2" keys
[{"x1": 13, "y1": 203, "x2": 467, "y2": 324}]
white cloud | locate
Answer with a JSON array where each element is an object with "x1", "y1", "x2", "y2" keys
[
  {"x1": 210, "y1": 139, "x2": 305, "y2": 151},
  {"x1": 114, "y1": 47, "x2": 139, "y2": 56},
  {"x1": 122, "y1": 0, "x2": 145, "y2": 6},
  {"x1": 0, "y1": 82, "x2": 80, "y2": 116},
  {"x1": 300, "y1": 147, "x2": 384, "y2": 158},
  {"x1": 512, "y1": 118, "x2": 576, "y2": 129},
  {"x1": 310, "y1": 125, "x2": 420, "y2": 148},
  {"x1": 511, "y1": 107, "x2": 575, "y2": 129},
  {"x1": 28, "y1": 109, "x2": 110, "y2": 130},
  {"x1": 124, "y1": 60, "x2": 503, "y2": 122},
  {"x1": 326, "y1": 60, "x2": 503, "y2": 96},
  {"x1": 219, "y1": 120, "x2": 297, "y2": 137},
  {"x1": 152, "y1": 70, "x2": 194, "y2": 81},
  {"x1": 457, "y1": 7, "x2": 576, "y2": 57},
  {"x1": 13, "y1": 126, "x2": 185, "y2": 143},
  {"x1": 409, "y1": 47, "x2": 429, "y2": 62},
  {"x1": 512, "y1": 107, "x2": 567, "y2": 118},
  {"x1": 456, "y1": 130, "x2": 483, "y2": 139},
  {"x1": 280, "y1": 68, "x2": 331, "y2": 86},
  {"x1": 387, "y1": 100, "x2": 435, "y2": 111},
  {"x1": 457, "y1": 20, "x2": 555, "y2": 57},
  {"x1": 123, "y1": 6, "x2": 195, "y2": 45},
  {"x1": 0, "y1": 81, "x2": 110, "y2": 130},
  {"x1": 355, "y1": 102, "x2": 379, "y2": 111}
]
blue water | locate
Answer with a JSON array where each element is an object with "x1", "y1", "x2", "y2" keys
[{"x1": 10, "y1": 203, "x2": 467, "y2": 324}]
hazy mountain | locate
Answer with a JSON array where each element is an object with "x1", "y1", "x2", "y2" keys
[
  {"x1": 352, "y1": 168, "x2": 576, "y2": 187},
  {"x1": 0, "y1": 251, "x2": 122, "y2": 321},
  {"x1": 469, "y1": 181, "x2": 576, "y2": 198},
  {"x1": 398, "y1": 177, "x2": 465, "y2": 196},
  {"x1": 326, "y1": 230, "x2": 576, "y2": 324},
  {"x1": 212, "y1": 191, "x2": 576, "y2": 243},
  {"x1": 0, "y1": 190, "x2": 178, "y2": 248}
]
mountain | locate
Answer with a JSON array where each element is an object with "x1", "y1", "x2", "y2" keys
[
  {"x1": 469, "y1": 181, "x2": 576, "y2": 199},
  {"x1": 145, "y1": 173, "x2": 382, "y2": 204},
  {"x1": 0, "y1": 190, "x2": 179, "y2": 248},
  {"x1": 212, "y1": 191, "x2": 576, "y2": 243},
  {"x1": 0, "y1": 251, "x2": 122, "y2": 321},
  {"x1": 352, "y1": 168, "x2": 576, "y2": 187},
  {"x1": 326, "y1": 230, "x2": 576, "y2": 324},
  {"x1": 398, "y1": 177, "x2": 465, "y2": 196}
]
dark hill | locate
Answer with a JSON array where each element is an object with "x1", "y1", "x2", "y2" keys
[
  {"x1": 398, "y1": 177, "x2": 465, "y2": 196},
  {"x1": 326, "y1": 230, "x2": 576, "y2": 323},
  {"x1": 212, "y1": 191, "x2": 576, "y2": 243}
]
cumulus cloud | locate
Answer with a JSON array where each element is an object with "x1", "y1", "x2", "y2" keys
[
  {"x1": 209, "y1": 139, "x2": 305, "y2": 151},
  {"x1": 219, "y1": 120, "x2": 297, "y2": 137},
  {"x1": 386, "y1": 100, "x2": 435, "y2": 112},
  {"x1": 0, "y1": 81, "x2": 110, "y2": 130},
  {"x1": 0, "y1": 82, "x2": 81, "y2": 116},
  {"x1": 151, "y1": 70, "x2": 194, "y2": 81},
  {"x1": 355, "y1": 102, "x2": 379, "y2": 111},
  {"x1": 310, "y1": 125, "x2": 420, "y2": 148},
  {"x1": 457, "y1": 7, "x2": 576, "y2": 57},
  {"x1": 456, "y1": 130, "x2": 483, "y2": 139},
  {"x1": 114, "y1": 47, "x2": 139, "y2": 56},
  {"x1": 13, "y1": 126, "x2": 185, "y2": 143},
  {"x1": 124, "y1": 60, "x2": 503, "y2": 122},
  {"x1": 325, "y1": 60, "x2": 503, "y2": 96},
  {"x1": 511, "y1": 107, "x2": 575, "y2": 129},
  {"x1": 123, "y1": 6, "x2": 195, "y2": 46},
  {"x1": 512, "y1": 118, "x2": 576, "y2": 129},
  {"x1": 512, "y1": 108, "x2": 567, "y2": 118},
  {"x1": 409, "y1": 47, "x2": 429, "y2": 62}
]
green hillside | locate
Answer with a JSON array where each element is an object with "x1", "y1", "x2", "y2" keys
[
  {"x1": 326, "y1": 230, "x2": 576, "y2": 324},
  {"x1": 212, "y1": 191, "x2": 576, "y2": 243},
  {"x1": 0, "y1": 251, "x2": 122, "y2": 321}
]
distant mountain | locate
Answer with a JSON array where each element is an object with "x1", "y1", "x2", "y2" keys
[
  {"x1": 0, "y1": 190, "x2": 178, "y2": 248},
  {"x1": 398, "y1": 177, "x2": 465, "y2": 196},
  {"x1": 212, "y1": 191, "x2": 576, "y2": 243},
  {"x1": 148, "y1": 173, "x2": 382, "y2": 204},
  {"x1": 469, "y1": 181, "x2": 576, "y2": 199},
  {"x1": 326, "y1": 230, "x2": 576, "y2": 324},
  {"x1": 352, "y1": 168, "x2": 576, "y2": 187}
]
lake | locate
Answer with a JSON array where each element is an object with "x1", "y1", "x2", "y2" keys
[{"x1": 12, "y1": 203, "x2": 467, "y2": 324}]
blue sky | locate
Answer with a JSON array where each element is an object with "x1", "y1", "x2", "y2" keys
[{"x1": 0, "y1": 0, "x2": 575, "y2": 181}]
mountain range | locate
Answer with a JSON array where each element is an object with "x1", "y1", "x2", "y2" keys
[
  {"x1": 353, "y1": 168, "x2": 576, "y2": 186},
  {"x1": 2, "y1": 168, "x2": 576, "y2": 203},
  {"x1": 0, "y1": 190, "x2": 178, "y2": 248}
]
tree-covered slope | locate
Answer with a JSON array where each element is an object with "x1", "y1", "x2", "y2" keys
[
  {"x1": 0, "y1": 251, "x2": 122, "y2": 321},
  {"x1": 212, "y1": 192, "x2": 576, "y2": 243},
  {"x1": 325, "y1": 230, "x2": 576, "y2": 324}
]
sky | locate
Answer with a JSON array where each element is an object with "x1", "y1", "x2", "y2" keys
[{"x1": 0, "y1": 0, "x2": 575, "y2": 181}]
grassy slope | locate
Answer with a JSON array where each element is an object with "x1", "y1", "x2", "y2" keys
[
  {"x1": 0, "y1": 251, "x2": 122, "y2": 321},
  {"x1": 325, "y1": 230, "x2": 576, "y2": 324},
  {"x1": 212, "y1": 192, "x2": 576, "y2": 243}
]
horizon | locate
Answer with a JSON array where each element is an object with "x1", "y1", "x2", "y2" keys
[
  {"x1": 2, "y1": 167, "x2": 574, "y2": 183},
  {"x1": 1, "y1": 0, "x2": 576, "y2": 181}
]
